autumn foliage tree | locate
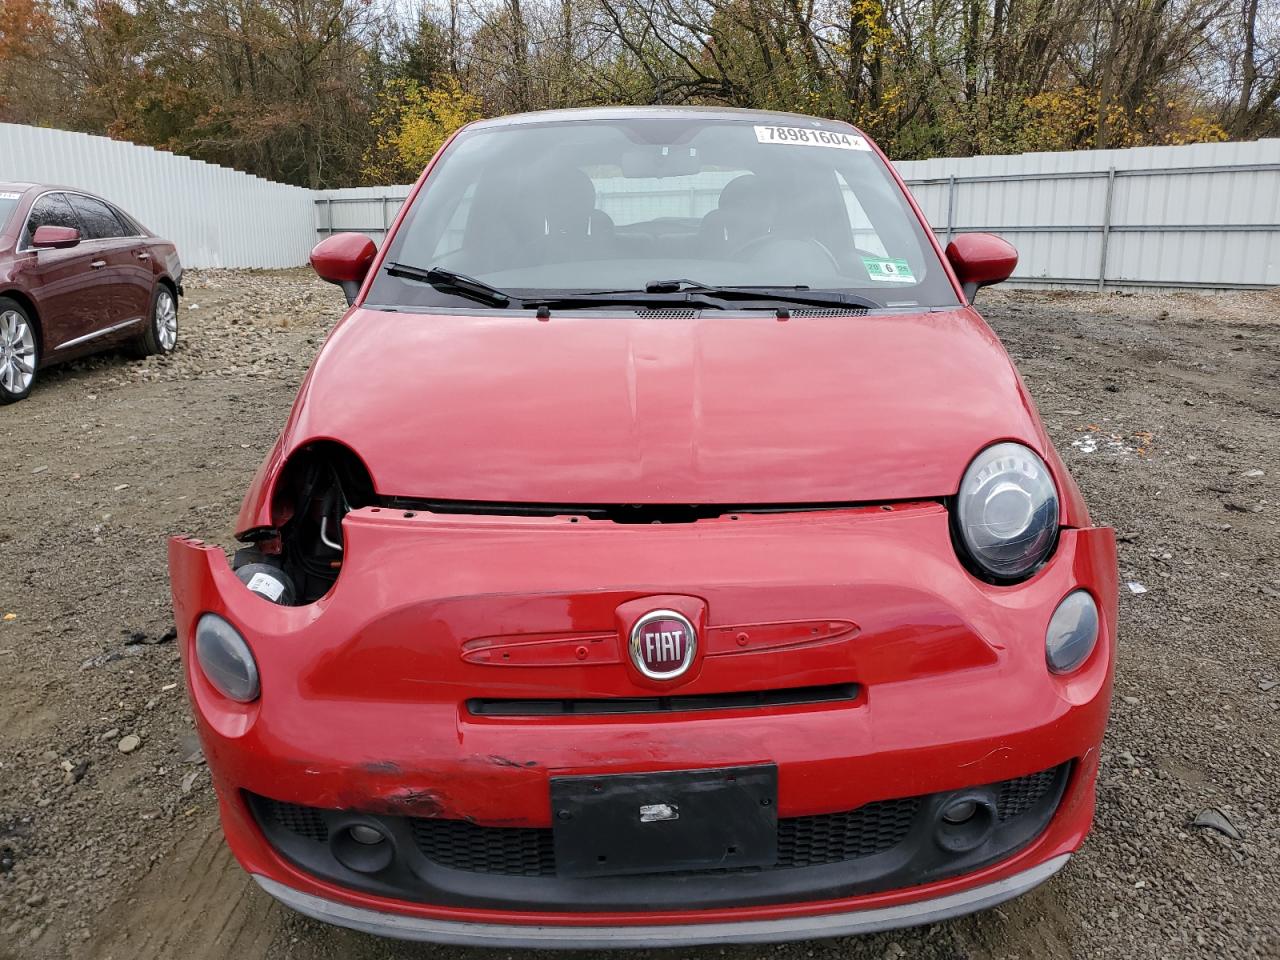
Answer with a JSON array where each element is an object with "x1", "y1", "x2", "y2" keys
[
  {"x1": 364, "y1": 77, "x2": 482, "y2": 181},
  {"x1": 0, "y1": 0, "x2": 1276, "y2": 185}
]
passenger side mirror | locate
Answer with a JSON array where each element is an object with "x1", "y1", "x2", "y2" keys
[
  {"x1": 945, "y1": 233, "x2": 1018, "y2": 304},
  {"x1": 311, "y1": 233, "x2": 378, "y2": 306},
  {"x1": 32, "y1": 225, "x2": 81, "y2": 249}
]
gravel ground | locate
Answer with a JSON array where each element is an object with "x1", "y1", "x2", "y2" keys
[{"x1": 0, "y1": 271, "x2": 1277, "y2": 960}]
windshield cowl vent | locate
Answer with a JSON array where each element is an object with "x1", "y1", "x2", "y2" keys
[
  {"x1": 788, "y1": 307, "x2": 869, "y2": 317},
  {"x1": 635, "y1": 308, "x2": 700, "y2": 318}
]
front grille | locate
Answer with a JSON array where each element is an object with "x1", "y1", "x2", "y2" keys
[
  {"x1": 996, "y1": 766, "x2": 1059, "y2": 820},
  {"x1": 467, "y1": 683, "x2": 860, "y2": 717},
  {"x1": 411, "y1": 818, "x2": 556, "y2": 876}
]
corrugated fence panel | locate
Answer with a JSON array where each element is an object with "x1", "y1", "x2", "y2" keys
[
  {"x1": 895, "y1": 138, "x2": 1280, "y2": 289},
  {"x1": 315, "y1": 185, "x2": 414, "y2": 245},
  {"x1": 1, "y1": 123, "x2": 314, "y2": 268}
]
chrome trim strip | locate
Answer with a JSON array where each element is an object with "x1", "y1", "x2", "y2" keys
[
  {"x1": 252, "y1": 853, "x2": 1070, "y2": 948},
  {"x1": 55, "y1": 317, "x2": 143, "y2": 351}
]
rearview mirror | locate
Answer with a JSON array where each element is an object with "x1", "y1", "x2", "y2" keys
[
  {"x1": 33, "y1": 225, "x2": 81, "y2": 249},
  {"x1": 945, "y1": 233, "x2": 1018, "y2": 304},
  {"x1": 311, "y1": 233, "x2": 377, "y2": 306},
  {"x1": 621, "y1": 145, "x2": 702, "y2": 178}
]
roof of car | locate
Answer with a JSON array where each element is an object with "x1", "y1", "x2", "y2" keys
[
  {"x1": 0, "y1": 182, "x2": 39, "y2": 193},
  {"x1": 468, "y1": 106, "x2": 860, "y2": 131}
]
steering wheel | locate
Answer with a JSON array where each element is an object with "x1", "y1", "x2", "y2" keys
[{"x1": 732, "y1": 233, "x2": 841, "y2": 271}]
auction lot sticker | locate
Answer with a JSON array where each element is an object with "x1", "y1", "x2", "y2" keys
[
  {"x1": 754, "y1": 125, "x2": 870, "y2": 150},
  {"x1": 0, "y1": 192, "x2": 20, "y2": 200},
  {"x1": 863, "y1": 258, "x2": 915, "y2": 282}
]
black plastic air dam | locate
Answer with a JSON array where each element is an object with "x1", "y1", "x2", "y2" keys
[{"x1": 245, "y1": 763, "x2": 1071, "y2": 913}]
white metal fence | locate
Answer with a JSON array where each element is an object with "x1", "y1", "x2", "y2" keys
[
  {"x1": 4, "y1": 122, "x2": 1276, "y2": 286},
  {"x1": 1, "y1": 123, "x2": 315, "y2": 268},
  {"x1": 318, "y1": 138, "x2": 1280, "y2": 291},
  {"x1": 897, "y1": 139, "x2": 1280, "y2": 290}
]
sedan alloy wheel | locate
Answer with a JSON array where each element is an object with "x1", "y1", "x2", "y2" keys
[{"x1": 0, "y1": 307, "x2": 37, "y2": 399}]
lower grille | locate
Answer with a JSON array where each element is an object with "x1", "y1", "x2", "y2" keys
[
  {"x1": 406, "y1": 795, "x2": 921, "y2": 877},
  {"x1": 996, "y1": 766, "x2": 1059, "y2": 820},
  {"x1": 411, "y1": 818, "x2": 556, "y2": 876},
  {"x1": 260, "y1": 767, "x2": 1062, "y2": 877},
  {"x1": 399, "y1": 769, "x2": 1060, "y2": 877},
  {"x1": 247, "y1": 762, "x2": 1071, "y2": 911},
  {"x1": 777, "y1": 798, "x2": 920, "y2": 867},
  {"x1": 262, "y1": 797, "x2": 328, "y2": 842}
]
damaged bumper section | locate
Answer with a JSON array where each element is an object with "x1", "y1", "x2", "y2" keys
[{"x1": 169, "y1": 501, "x2": 1116, "y2": 947}]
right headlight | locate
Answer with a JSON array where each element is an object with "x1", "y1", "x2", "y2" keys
[{"x1": 954, "y1": 442, "x2": 1059, "y2": 582}]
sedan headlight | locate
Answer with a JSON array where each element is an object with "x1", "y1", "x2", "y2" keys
[
  {"x1": 195, "y1": 613, "x2": 260, "y2": 702},
  {"x1": 955, "y1": 442, "x2": 1059, "y2": 581}
]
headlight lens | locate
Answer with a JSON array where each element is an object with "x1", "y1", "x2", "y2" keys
[
  {"x1": 955, "y1": 442, "x2": 1059, "y2": 581},
  {"x1": 1045, "y1": 590, "x2": 1099, "y2": 673},
  {"x1": 195, "y1": 614, "x2": 260, "y2": 702}
]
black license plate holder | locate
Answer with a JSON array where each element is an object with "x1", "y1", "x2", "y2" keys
[{"x1": 550, "y1": 764, "x2": 777, "y2": 878}]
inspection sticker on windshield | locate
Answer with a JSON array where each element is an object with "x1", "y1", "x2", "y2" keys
[
  {"x1": 754, "y1": 125, "x2": 870, "y2": 150},
  {"x1": 863, "y1": 258, "x2": 915, "y2": 283}
]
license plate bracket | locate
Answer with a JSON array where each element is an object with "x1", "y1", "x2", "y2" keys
[{"x1": 550, "y1": 765, "x2": 777, "y2": 878}]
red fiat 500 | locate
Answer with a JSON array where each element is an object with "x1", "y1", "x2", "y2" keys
[{"x1": 170, "y1": 107, "x2": 1116, "y2": 948}]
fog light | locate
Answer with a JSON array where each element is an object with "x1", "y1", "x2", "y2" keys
[
  {"x1": 349, "y1": 824, "x2": 383, "y2": 845},
  {"x1": 332, "y1": 821, "x2": 394, "y2": 873},
  {"x1": 935, "y1": 795, "x2": 996, "y2": 852},
  {"x1": 195, "y1": 614, "x2": 260, "y2": 702},
  {"x1": 941, "y1": 800, "x2": 978, "y2": 824},
  {"x1": 1046, "y1": 590, "x2": 1099, "y2": 674}
]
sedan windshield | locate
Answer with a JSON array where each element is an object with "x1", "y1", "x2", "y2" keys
[{"x1": 365, "y1": 116, "x2": 959, "y2": 311}]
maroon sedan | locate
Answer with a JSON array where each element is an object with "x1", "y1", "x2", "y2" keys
[{"x1": 0, "y1": 182, "x2": 183, "y2": 403}]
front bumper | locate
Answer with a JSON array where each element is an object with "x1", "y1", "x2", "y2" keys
[{"x1": 169, "y1": 501, "x2": 1116, "y2": 939}]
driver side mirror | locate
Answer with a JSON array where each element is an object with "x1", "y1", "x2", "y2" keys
[
  {"x1": 33, "y1": 225, "x2": 81, "y2": 249},
  {"x1": 945, "y1": 233, "x2": 1018, "y2": 304},
  {"x1": 311, "y1": 233, "x2": 377, "y2": 306}
]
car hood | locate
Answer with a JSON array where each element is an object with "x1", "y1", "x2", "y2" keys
[{"x1": 240, "y1": 304, "x2": 1060, "y2": 522}]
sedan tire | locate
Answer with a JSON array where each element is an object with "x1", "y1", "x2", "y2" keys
[
  {"x1": 131, "y1": 284, "x2": 179, "y2": 358},
  {"x1": 0, "y1": 296, "x2": 39, "y2": 404}
]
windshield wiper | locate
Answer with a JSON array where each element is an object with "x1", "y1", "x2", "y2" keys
[
  {"x1": 385, "y1": 263, "x2": 513, "y2": 307},
  {"x1": 385, "y1": 265, "x2": 720, "y2": 311},
  {"x1": 643, "y1": 279, "x2": 879, "y2": 310},
  {"x1": 382, "y1": 265, "x2": 879, "y2": 313},
  {"x1": 522, "y1": 291, "x2": 726, "y2": 310}
]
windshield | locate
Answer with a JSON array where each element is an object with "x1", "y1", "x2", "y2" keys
[
  {"x1": 366, "y1": 117, "x2": 958, "y2": 311},
  {"x1": 0, "y1": 193, "x2": 20, "y2": 233}
]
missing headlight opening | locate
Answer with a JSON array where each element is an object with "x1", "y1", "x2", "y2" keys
[{"x1": 233, "y1": 442, "x2": 375, "y2": 605}]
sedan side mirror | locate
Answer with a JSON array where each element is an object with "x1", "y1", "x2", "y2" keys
[
  {"x1": 945, "y1": 233, "x2": 1018, "y2": 304},
  {"x1": 311, "y1": 233, "x2": 378, "y2": 306},
  {"x1": 32, "y1": 225, "x2": 81, "y2": 249}
]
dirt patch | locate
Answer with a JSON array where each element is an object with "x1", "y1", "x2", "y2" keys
[{"x1": 1, "y1": 275, "x2": 1277, "y2": 959}]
